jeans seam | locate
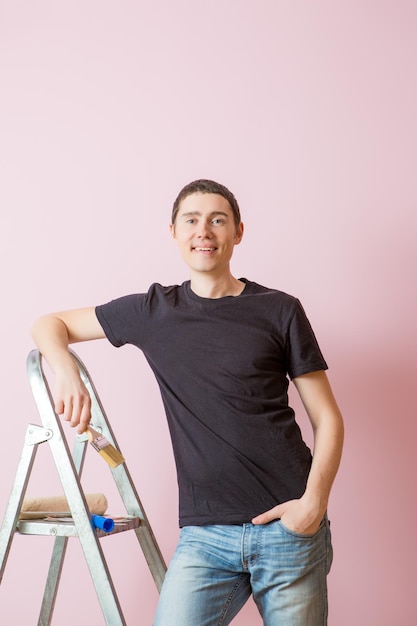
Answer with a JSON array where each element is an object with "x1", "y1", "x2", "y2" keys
[
  {"x1": 217, "y1": 573, "x2": 248, "y2": 626},
  {"x1": 325, "y1": 517, "x2": 333, "y2": 576}
]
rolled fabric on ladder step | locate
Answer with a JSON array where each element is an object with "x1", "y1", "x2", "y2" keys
[{"x1": 19, "y1": 493, "x2": 108, "y2": 519}]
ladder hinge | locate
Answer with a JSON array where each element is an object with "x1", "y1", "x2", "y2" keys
[{"x1": 25, "y1": 424, "x2": 54, "y2": 445}]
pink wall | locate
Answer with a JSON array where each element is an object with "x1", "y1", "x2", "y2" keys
[{"x1": 1, "y1": 1, "x2": 416, "y2": 624}]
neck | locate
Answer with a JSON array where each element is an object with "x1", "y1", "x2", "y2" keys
[{"x1": 189, "y1": 271, "x2": 245, "y2": 299}]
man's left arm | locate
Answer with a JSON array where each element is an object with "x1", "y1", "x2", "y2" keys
[{"x1": 252, "y1": 370, "x2": 344, "y2": 533}]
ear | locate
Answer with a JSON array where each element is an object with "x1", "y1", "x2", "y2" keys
[
  {"x1": 169, "y1": 223, "x2": 176, "y2": 240},
  {"x1": 235, "y1": 222, "x2": 244, "y2": 245}
]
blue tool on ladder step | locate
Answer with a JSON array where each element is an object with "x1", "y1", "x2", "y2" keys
[{"x1": 91, "y1": 515, "x2": 115, "y2": 533}]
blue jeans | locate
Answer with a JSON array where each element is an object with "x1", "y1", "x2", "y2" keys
[{"x1": 154, "y1": 517, "x2": 333, "y2": 625}]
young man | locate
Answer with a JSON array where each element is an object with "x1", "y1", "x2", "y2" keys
[{"x1": 31, "y1": 179, "x2": 344, "y2": 625}]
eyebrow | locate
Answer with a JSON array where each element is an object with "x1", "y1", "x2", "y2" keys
[{"x1": 179, "y1": 211, "x2": 230, "y2": 219}]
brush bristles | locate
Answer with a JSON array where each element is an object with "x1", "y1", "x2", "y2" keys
[{"x1": 98, "y1": 445, "x2": 125, "y2": 468}]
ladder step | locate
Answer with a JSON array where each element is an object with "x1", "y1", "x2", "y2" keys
[{"x1": 17, "y1": 516, "x2": 142, "y2": 538}]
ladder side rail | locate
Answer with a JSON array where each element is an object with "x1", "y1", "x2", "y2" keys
[
  {"x1": 38, "y1": 435, "x2": 89, "y2": 625},
  {"x1": 0, "y1": 427, "x2": 41, "y2": 583},
  {"x1": 27, "y1": 350, "x2": 127, "y2": 626},
  {"x1": 70, "y1": 348, "x2": 122, "y2": 449},
  {"x1": 69, "y1": 349, "x2": 167, "y2": 590},
  {"x1": 111, "y1": 464, "x2": 167, "y2": 591},
  {"x1": 38, "y1": 536, "x2": 68, "y2": 626},
  {"x1": 68, "y1": 348, "x2": 154, "y2": 522},
  {"x1": 26, "y1": 350, "x2": 97, "y2": 532}
]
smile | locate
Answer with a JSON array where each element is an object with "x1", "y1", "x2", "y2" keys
[{"x1": 193, "y1": 247, "x2": 217, "y2": 252}]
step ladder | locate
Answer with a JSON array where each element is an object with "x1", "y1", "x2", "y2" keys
[{"x1": 0, "y1": 348, "x2": 167, "y2": 625}]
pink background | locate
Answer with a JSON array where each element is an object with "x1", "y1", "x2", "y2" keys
[{"x1": 1, "y1": 1, "x2": 416, "y2": 624}]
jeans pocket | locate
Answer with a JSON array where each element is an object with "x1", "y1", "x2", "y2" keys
[{"x1": 278, "y1": 515, "x2": 326, "y2": 539}]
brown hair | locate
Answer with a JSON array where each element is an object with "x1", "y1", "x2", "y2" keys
[{"x1": 172, "y1": 179, "x2": 241, "y2": 228}]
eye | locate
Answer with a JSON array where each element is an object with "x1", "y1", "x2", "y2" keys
[
  {"x1": 185, "y1": 218, "x2": 196, "y2": 224},
  {"x1": 212, "y1": 218, "x2": 224, "y2": 225}
]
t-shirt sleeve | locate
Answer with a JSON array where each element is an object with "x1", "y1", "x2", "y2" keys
[
  {"x1": 95, "y1": 294, "x2": 146, "y2": 348},
  {"x1": 285, "y1": 299, "x2": 328, "y2": 379}
]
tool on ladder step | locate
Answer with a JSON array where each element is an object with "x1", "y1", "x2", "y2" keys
[
  {"x1": 19, "y1": 493, "x2": 108, "y2": 519},
  {"x1": 91, "y1": 515, "x2": 115, "y2": 532}
]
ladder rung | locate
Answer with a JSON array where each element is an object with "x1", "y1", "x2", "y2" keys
[{"x1": 17, "y1": 516, "x2": 142, "y2": 538}]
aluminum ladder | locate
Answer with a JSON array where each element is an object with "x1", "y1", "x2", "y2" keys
[{"x1": 0, "y1": 348, "x2": 166, "y2": 625}]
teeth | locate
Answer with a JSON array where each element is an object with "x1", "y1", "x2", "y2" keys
[{"x1": 195, "y1": 247, "x2": 215, "y2": 251}]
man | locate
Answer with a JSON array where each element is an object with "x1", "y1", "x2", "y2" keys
[{"x1": 31, "y1": 179, "x2": 344, "y2": 625}]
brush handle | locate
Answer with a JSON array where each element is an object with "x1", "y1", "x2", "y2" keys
[{"x1": 86, "y1": 426, "x2": 100, "y2": 441}]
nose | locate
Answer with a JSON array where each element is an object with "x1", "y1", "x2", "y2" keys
[{"x1": 196, "y1": 220, "x2": 213, "y2": 238}]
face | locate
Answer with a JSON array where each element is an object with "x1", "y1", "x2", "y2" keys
[{"x1": 170, "y1": 192, "x2": 244, "y2": 276}]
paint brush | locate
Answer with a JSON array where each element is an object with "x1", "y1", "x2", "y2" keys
[{"x1": 86, "y1": 426, "x2": 125, "y2": 468}]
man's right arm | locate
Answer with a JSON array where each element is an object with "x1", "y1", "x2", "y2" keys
[{"x1": 31, "y1": 307, "x2": 106, "y2": 433}]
